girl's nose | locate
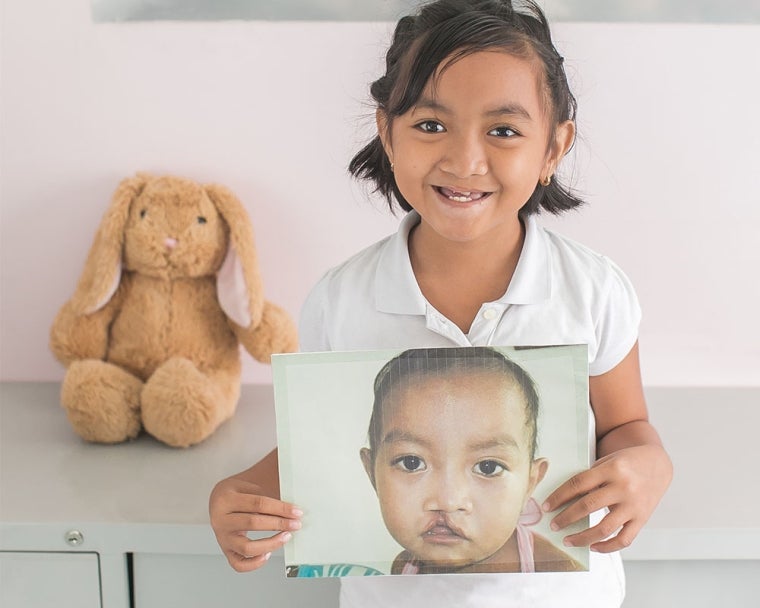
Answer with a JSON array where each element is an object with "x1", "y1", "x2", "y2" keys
[
  {"x1": 439, "y1": 132, "x2": 488, "y2": 178},
  {"x1": 164, "y1": 237, "x2": 178, "y2": 250},
  {"x1": 423, "y1": 469, "x2": 473, "y2": 513}
]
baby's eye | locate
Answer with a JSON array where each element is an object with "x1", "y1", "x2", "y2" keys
[
  {"x1": 415, "y1": 120, "x2": 445, "y2": 134},
  {"x1": 488, "y1": 126, "x2": 518, "y2": 138},
  {"x1": 393, "y1": 455, "x2": 426, "y2": 472},
  {"x1": 473, "y1": 460, "x2": 506, "y2": 477},
  {"x1": 197, "y1": 216, "x2": 207, "y2": 224},
  {"x1": 139, "y1": 209, "x2": 147, "y2": 219}
]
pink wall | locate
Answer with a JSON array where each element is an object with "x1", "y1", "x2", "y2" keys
[{"x1": 1, "y1": 1, "x2": 758, "y2": 385}]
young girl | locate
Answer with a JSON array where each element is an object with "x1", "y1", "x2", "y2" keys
[
  {"x1": 362, "y1": 346, "x2": 584, "y2": 575},
  {"x1": 209, "y1": 0, "x2": 673, "y2": 605}
]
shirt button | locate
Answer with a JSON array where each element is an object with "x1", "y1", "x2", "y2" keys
[{"x1": 483, "y1": 308, "x2": 498, "y2": 321}]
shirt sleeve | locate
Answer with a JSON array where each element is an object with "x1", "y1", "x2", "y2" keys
[
  {"x1": 297, "y1": 272, "x2": 331, "y2": 353},
  {"x1": 589, "y1": 258, "x2": 642, "y2": 376}
]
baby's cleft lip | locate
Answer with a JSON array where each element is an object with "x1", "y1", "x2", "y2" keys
[{"x1": 423, "y1": 517, "x2": 468, "y2": 541}]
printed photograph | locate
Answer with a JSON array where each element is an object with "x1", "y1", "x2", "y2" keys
[{"x1": 272, "y1": 345, "x2": 590, "y2": 577}]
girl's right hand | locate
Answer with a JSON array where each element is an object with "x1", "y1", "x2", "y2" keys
[{"x1": 209, "y1": 473, "x2": 303, "y2": 572}]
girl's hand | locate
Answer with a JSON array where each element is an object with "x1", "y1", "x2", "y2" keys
[
  {"x1": 209, "y1": 475, "x2": 303, "y2": 572},
  {"x1": 542, "y1": 443, "x2": 672, "y2": 553}
]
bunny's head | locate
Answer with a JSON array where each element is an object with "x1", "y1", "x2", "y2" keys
[{"x1": 69, "y1": 174, "x2": 264, "y2": 328}]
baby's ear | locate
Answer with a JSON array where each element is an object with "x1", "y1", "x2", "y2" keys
[
  {"x1": 360, "y1": 447, "x2": 377, "y2": 490},
  {"x1": 529, "y1": 457, "x2": 549, "y2": 493}
]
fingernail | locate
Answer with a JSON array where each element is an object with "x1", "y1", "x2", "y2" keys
[
  {"x1": 542, "y1": 502, "x2": 551, "y2": 512},
  {"x1": 289, "y1": 520, "x2": 302, "y2": 530},
  {"x1": 263, "y1": 552, "x2": 272, "y2": 561},
  {"x1": 563, "y1": 538, "x2": 573, "y2": 547},
  {"x1": 281, "y1": 532, "x2": 292, "y2": 543},
  {"x1": 292, "y1": 508, "x2": 304, "y2": 517},
  {"x1": 550, "y1": 521, "x2": 559, "y2": 531}
]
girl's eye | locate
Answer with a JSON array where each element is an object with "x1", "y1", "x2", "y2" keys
[
  {"x1": 415, "y1": 120, "x2": 445, "y2": 134},
  {"x1": 474, "y1": 460, "x2": 506, "y2": 477},
  {"x1": 488, "y1": 126, "x2": 518, "y2": 138},
  {"x1": 139, "y1": 209, "x2": 147, "y2": 219},
  {"x1": 197, "y1": 216, "x2": 207, "y2": 224},
  {"x1": 393, "y1": 455, "x2": 426, "y2": 472}
]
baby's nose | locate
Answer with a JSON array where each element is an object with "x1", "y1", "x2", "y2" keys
[
  {"x1": 164, "y1": 237, "x2": 178, "y2": 250},
  {"x1": 424, "y1": 470, "x2": 473, "y2": 513}
]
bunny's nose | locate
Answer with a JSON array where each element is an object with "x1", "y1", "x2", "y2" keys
[{"x1": 164, "y1": 237, "x2": 178, "y2": 250}]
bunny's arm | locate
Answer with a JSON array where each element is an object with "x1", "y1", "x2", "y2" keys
[
  {"x1": 49, "y1": 284, "x2": 125, "y2": 366},
  {"x1": 230, "y1": 300, "x2": 298, "y2": 363}
]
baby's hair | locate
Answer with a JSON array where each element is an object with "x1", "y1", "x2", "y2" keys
[
  {"x1": 367, "y1": 347, "x2": 540, "y2": 462},
  {"x1": 349, "y1": 0, "x2": 582, "y2": 218}
]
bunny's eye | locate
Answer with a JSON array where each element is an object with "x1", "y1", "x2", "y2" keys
[
  {"x1": 139, "y1": 209, "x2": 147, "y2": 219},
  {"x1": 197, "y1": 216, "x2": 207, "y2": 225}
]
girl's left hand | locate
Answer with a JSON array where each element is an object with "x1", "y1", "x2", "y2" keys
[{"x1": 541, "y1": 443, "x2": 672, "y2": 553}]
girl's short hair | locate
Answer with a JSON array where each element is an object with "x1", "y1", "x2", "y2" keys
[
  {"x1": 367, "y1": 347, "x2": 540, "y2": 460},
  {"x1": 349, "y1": 0, "x2": 582, "y2": 218}
]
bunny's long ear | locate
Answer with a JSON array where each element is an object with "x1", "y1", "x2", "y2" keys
[
  {"x1": 69, "y1": 175, "x2": 147, "y2": 315},
  {"x1": 205, "y1": 183, "x2": 264, "y2": 329}
]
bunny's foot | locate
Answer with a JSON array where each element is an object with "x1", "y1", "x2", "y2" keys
[
  {"x1": 141, "y1": 358, "x2": 238, "y2": 448},
  {"x1": 61, "y1": 360, "x2": 143, "y2": 443}
]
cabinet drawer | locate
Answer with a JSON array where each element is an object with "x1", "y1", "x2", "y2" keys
[
  {"x1": 0, "y1": 551, "x2": 101, "y2": 608},
  {"x1": 134, "y1": 553, "x2": 339, "y2": 607}
]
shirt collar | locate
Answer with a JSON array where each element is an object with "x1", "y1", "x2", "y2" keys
[
  {"x1": 500, "y1": 214, "x2": 551, "y2": 305},
  {"x1": 375, "y1": 211, "x2": 551, "y2": 314},
  {"x1": 375, "y1": 212, "x2": 427, "y2": 314}
]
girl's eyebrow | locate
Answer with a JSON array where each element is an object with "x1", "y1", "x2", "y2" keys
[
  {"x1": 413, "y1": 97, "x2": 533, "y2": 121},
  {"x1": 485, "y1": 104, "x2": 533, "y2": 121}
]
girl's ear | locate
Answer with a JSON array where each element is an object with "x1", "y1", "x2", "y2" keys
[
  {"x1": 543, "y1": 120, "x2": 576, "y2": 179},
  {"x1": 376, "y1": 109, "x2": 393, "y2": 163},
  {"x1": 360, "y1": 447, "x2": 377, "y2": 490},
  {"x1": 70, "y1": 174, "x2": 147, "y2": 315},
  {"x1": 205, "y1": 183, "x2": 264, "y2": 329}
]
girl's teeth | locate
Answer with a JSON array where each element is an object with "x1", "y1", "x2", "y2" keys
[{"x1": 440, "y1": 187, "x2": 486, "y2": 202}]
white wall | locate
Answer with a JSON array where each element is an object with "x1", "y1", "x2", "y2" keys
[{"x1": 1, "y1": 0, "x2": 758, "y2": 386}]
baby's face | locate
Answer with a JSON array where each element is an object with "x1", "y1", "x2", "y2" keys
[{"x1": 365, "y1": 371, "x2": 544, "y2": 570}]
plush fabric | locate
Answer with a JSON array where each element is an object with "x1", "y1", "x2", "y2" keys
[{"x1": 50, "y1": 174, "x2": 297, "y2": 447}]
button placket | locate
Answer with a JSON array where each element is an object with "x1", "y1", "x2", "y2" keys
[{"x1": 467, "y1": 305, "x2": 506, "y2": 346}]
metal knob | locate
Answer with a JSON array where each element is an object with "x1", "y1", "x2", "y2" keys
[{"x1": 65, "y1": 529, "x2": 84, "y2": 547}]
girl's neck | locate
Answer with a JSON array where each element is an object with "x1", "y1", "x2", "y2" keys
[{"x1": 408, "y1": 218, "x2": 525, "y2": 334}]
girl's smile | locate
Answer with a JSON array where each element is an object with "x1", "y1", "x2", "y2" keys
[{"x1": 434, "y1": 186, "x2": 492, "y2": 205}]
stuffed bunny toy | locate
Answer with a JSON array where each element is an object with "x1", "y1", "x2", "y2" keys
[{"x1": 50, "y1": 174, "x2": 298, "y2": 447}]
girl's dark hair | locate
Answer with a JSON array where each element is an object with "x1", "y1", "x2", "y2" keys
[
  {"x1": 349, "y1": 0, "x2": 582, "y2": 218},
  {"x1": 367, "y1": 347, "x2": 540, "y2": 462}
]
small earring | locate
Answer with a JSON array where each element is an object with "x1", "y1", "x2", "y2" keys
[
  {"x1": 540, "y1": 175, "x2": 551, "y2": 187},
  {"x1": 390, "y1": 162, "x2": 394, "y2": 172}
]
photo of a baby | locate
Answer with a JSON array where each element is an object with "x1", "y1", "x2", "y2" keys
[
  {"x1": 361, "y1": 347, "x2": 583, "y2": 574},
  {"x1": 273, "y1": 345, "x2": 589, "y2": 577}
]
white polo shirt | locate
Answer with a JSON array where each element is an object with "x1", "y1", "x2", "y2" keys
[{"x1": 299, "y1": 210, "x2": 639, "y2": 607}]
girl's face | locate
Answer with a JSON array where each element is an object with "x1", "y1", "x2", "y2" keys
[
  {"x1": 361, "y1": 371, "x2": 547, "y2": 570},
  {"x1": 379, "y1": 50, "x2": 574, "y2": 245}
]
